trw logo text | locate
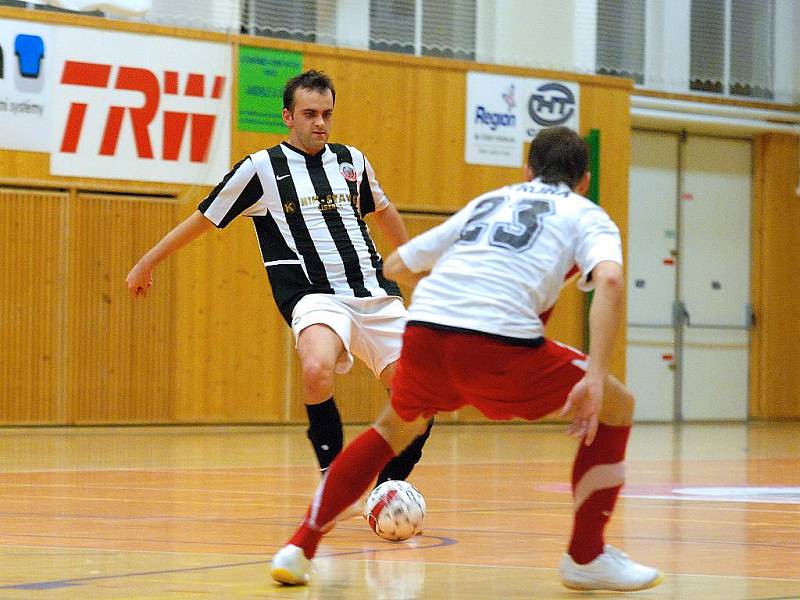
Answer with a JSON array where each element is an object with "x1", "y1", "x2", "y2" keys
[{"x1": 59, "y1": 60, "x2": 226, "y2": 163}]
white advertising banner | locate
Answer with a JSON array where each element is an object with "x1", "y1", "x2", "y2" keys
[
  {"x1": 465, "y1": 72, "x2": 580, "y2": 168},
  {"x1": 0, "y1": 20, "x2": 53, "y2": 152},
  {"x1": 50, "y1": 27, "x2": 231, "y2": 185}
]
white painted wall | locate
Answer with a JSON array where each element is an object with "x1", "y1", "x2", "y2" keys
[
  {"x1": 329, "y1": 0, "x2": 369, "y2": 49},
  {"x1": 644, "y1": 0, "x2": 690, "y2": 92},
  {"x1": 774, "y1": 0, "x2": 800, "y2": 103},
  {"x1": 476, "y1": 0, "x2": 578, "y2": 71},
  {"x1": 147, "y1": 0, "x2": 240, "y2": 32},
  {"x1": 791, "y1": 0, "x2": 799, "y2": 93},
  {"x1": 51, "y1": 0, "x2": 152, "y2": 13}
]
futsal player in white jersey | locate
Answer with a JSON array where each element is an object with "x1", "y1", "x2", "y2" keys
[
  {"x1": 271, "y1": 126, "x2": 663, "y2": 592},
  {"x1": 126, "y1": 70, "x2": 432, "y2": 497}
]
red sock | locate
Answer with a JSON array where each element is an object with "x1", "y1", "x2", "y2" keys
[
  {"x1": 288, "y1": 427, "x2": 395, "y2": 559},
  {"x1": 568, "y1": 423, "x2": 630, "y2": 564}
]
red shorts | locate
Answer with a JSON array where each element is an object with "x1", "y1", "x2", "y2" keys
[{"x1": 391, "y1": 323, "x2": 588, "y2": 422}]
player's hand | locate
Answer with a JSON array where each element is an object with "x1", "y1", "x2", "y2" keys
[
  {"x1": 126, "y1": 262, "x2": 153, "y2": 299},
  {"x1": 560, "y1": 372, "x2": 604, "y2": 446}
]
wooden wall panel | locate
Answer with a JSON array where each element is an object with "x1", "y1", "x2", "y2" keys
[
  {"x1": 68, "y1": 194, "x2": 177, "y2": 424},
  {"x1": 334, "y1": 65, "x2": 496, "y2": 212},
  {"x1": 172, "y1": 209, "x2": 291, "y2": 423},
  {"x1": 0, "y1": 150, "x2": 51, "y2": 182},
  {"x1": 0, "y1": 189, "x2": 67, "y2": 424},
  {"x1": 284, "y1": 350, "x2": 305, "y2": 423},
  {"x1": 751, "y1": 134, "x2": 800, "y2": 419},
  {"x1": 0, "y1": 11, "x2": 636, "y2": 424},
  {"x1": 751, "y1": 137, "x2": 764, "y2": 418}
]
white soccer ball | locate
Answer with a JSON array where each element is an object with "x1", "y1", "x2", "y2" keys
[{"x1": 364, "y1": 480, "x2": 426, "y2": 541}]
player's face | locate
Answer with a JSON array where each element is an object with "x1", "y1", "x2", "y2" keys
[{"x1": 283, "y1": 87, "x2": 334, "y2": 154}]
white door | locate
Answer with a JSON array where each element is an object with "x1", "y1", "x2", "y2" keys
[
  {"x1": 626, "y1": 131, "x2": 752, "y2": 421},
  {"x1": 679, "y1": 137, "x2": 751, "y2": 420},
  {"x1": 626, "y1": 131, "x2": 678, "y2": 421}
]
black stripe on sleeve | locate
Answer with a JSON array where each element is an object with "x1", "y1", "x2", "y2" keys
[
  {"x1": 305, "y1": 150, "x2": 370, "y2": 297},
  {"x1": 198, "y1": 157, "x2": 246, "y2": 211},
  {"x1": 358, "y1": 169, "x2": 376, "y2": 215},
  {"x1": 267, "y1": 146, "x2": 332, "y2": 292},
  {"x1": 218, "y1": 173, "x2": 263, "y2": 228},
  {"x1": 198, "y1": 157, "x2": 263, "y2": 228}
]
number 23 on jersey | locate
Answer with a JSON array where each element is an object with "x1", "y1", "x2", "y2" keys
[{"x1": 458, "y1": 196, "x2": 554, "y2": 252}]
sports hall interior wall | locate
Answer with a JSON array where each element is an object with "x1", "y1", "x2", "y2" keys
[
  {"x1": 751, "y1": 134, "x2": 800, "y2": 419},
  {"x1": 0, "y1": 7, "x2": 795, "y2": 423}
]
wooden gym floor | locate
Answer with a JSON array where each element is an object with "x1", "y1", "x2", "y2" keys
[{"x1": 0, "y1": 422, "x2": 798, "y2": 599}]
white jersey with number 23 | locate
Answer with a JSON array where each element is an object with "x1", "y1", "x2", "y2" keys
[{"x1": 397, "y1": 178, "x2": 623, "y2": 341}]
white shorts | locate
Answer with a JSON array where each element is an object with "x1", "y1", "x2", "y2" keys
[{"x1": 290, "y1": 294, "x2": 408, "y2": 377}]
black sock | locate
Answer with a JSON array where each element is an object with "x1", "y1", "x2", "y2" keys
[
  {"x1": 305, "y1": 397, "x2": 343, "y2": 473},
  {"x1": 376, "y1": 418, "x2": 434, "y2": 484}
]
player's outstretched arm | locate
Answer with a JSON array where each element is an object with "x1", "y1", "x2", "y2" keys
[
  {"x1": 561, "y1": 260, "x2": 624, "y2": 445},
  {"x1": 126, "y1": 210, "x2": 215, "y2": 299}
]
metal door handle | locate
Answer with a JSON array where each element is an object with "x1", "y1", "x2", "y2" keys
[
  {"x1": 673, "y1": 304, "x2": 755, "y2": 330},
  {"x1": 672, "y1": 302, "x2": 690, "y2": 327},
  {"x1": 746, "y1": 304, "x2": 756, "y2": 329}
]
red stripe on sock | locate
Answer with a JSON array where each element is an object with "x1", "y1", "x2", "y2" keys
[
  {"x1": 568, "y1": 423, "x2": 630, "y2": 564},
  {"x1": 572, "y1": 423, "x2": 630, "y2": 487},
  {"x1": 289, "y1": 427, "x2": 395, "y2": 559}
]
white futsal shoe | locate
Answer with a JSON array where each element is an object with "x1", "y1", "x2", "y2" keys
[
  {"x1": 270, "y1": 544, "x2": 311, "y2": 586},
  {"x1": 560, "y1": 545, "x2": 663, "y2": 591}
]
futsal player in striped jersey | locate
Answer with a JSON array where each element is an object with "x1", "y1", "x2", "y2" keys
[
  {"x1": 127, "y1": 70, "x2": 432, "y2": 504},
  {"x1": 271, "y1": 127, "x2": 663, "y2": 592}
]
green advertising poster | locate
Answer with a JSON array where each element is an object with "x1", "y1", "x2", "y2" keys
[{"x1": 238, "y1": 47, "x2": 303, "y2": 133}]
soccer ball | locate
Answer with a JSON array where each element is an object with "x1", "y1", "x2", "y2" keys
[{"x1": 364, "y1": 480, "x2": 426, "y2": 541}]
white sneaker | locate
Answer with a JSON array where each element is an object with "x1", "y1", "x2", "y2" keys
[
  {"x1": 560, "y1": 545, "x2": 663, "y2": 591},
  {"x1": 270, "y1": 544, "x2": 311, "y2": 586}
]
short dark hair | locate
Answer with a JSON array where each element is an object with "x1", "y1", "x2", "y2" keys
[
  {"x1": 527, "y1": 126, "x2": 589, "y2": 188},
  {"x1": 283, "y1": 70, "x2": 336, "y2": 112}
]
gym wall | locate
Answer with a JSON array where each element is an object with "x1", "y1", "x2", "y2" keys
[{"x1": 1, "y1": 6, "x2": 795, "y2": 423}]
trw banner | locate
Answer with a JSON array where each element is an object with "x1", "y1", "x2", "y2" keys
[
  {"x1": 465, "y1": 72, "x2": 579, "y2": 168},
  {"x1": 50, "y1": 27, "x2": 231, "y2": 185}
]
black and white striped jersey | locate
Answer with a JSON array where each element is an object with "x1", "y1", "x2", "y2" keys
[{"x1": 198, "y1": 142, "x2": 401, "y2": 323}]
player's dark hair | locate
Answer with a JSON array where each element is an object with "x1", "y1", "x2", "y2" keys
[
  {"x1": 528, "y1": 126, "x2": 589, "y2": 188},
  {"x1": 283, "y1": 70, "x2": 336, "y2": 112}
]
